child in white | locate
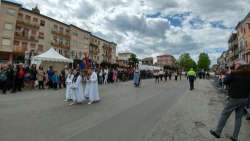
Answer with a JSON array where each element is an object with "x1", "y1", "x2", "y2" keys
[
  {"x1": 88, "y1": 68, "x2": 100, "y2": 104},
  {"x1": 65, "y1": 69, "x2": 74, "y2": 101}
]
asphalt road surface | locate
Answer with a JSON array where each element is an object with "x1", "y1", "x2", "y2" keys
[{"x1": 0, "y1": 79, "x2": 189, "y2": 141}]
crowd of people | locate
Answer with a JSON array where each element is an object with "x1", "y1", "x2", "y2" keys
[
  {"x1": 152, "y1": 69, "x2": 183, "y2": 83},
  {"x1": 0, "y1": 62, "x2": 156, "y2": 97},
  {"x1": 0, "y1": 63, "x2": 68, "y2": 94}
]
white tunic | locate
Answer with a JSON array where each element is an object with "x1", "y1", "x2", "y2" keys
[
  {"x1": 89, "y1": 72, "x2": 100, "y2": 102},
  {"x1": 84, "y1": 78, "x2": 90, "y2": 98},
  {"x1": 65, "y1": 74, "x2": 74, "y2": 100},
  {"x1": 71, "y1": 75, "x2": 85, "y2": 103}
]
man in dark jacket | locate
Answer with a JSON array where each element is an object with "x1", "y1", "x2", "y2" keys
[{"x1": 210, "y1": 59, "x2": 250, "y2": 141}]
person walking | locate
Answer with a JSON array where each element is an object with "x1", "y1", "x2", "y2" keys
[
  {"x1": 70, "y1": 69, "x2": 85, "y2": 105},
  {"x1": 87, "y1": 68, "x2": 100, "y2": 105},
  {"x1": 210, "y1": 60, "x2": 250, "y2": 141},
  {"x1": 168, "y1": 71, "x2": 172, "y2": 80},
  {"x1": 164, "y1": 70, "x2": 168, "y2": 82},
  {"x1": 154, "y1": 70, "x2": 159, "y2": 84},
  {"x1": 51, "y1": 70, "x2": 59, "y2": 90},
  {"x1": 187, "y1": 68, "x2": 196, "y2": 90},
  {"x1": 0, "y1": 65, "x2": 8, "y2": 94},
  {"x1": 37, "y1": 66, "x2": 45, "y2": 89},
  {"x1": 14, "y1": 64, "x2": 25, "y2": 92},
  {"x1": 103, "y1": 68, "x2": 108, "y2": 85},
  {"x1": 174, "y1": 71, "x2": 178, "y2": 81},
  {"x1": 133, "y1": 67, "x2": 140, "y2": 87},
  {"x1": 65, "y1": 69, "x2": 74, "y2": 102}
]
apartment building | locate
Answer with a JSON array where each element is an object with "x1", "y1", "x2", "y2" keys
[
  {"x1": 236, "y1": 12, "x2": 250, "y2": 63},
  {"x1": 0, "y1": 1, "x2": 20, "y2": 63},
  {"x1": 228, "y1": 33, "x2": 239, "y2": 66},
  {"x1": 157, "y1": 54, "x2": 176, "y2": 67},
  {"x1": 0, "y1": 0, "x2": 117, "y2": 64},
  {"x1": 142, "y1": 57, "x2": 153, "y2": 65}
]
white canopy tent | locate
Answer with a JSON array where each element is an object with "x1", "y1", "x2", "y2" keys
[
  {"x1": 32, "y1": 48, "x2": 73, "y2": 63},
  {"x1": 139, "y1": 64, "x2": 162, "y2": 71},
  {"x1": 31, "y1": 48, "x2": 73, "y2": 71}
]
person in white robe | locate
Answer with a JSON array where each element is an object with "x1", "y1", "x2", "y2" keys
[
  {"x1": 70, "y1": 69, "x2": 85, "y2": 105},
  {"x1": 84, "y1": 69, "x2": 91, "y2": 99},
  {"x1": 88, "y1": 68, "x2": 100, "y2": 104},
  {"x1": 103, "y1": 68, "x2": 108, "y2": 85},
  {"x1": 65, "y1": 69, "x2": 74, "y2": 102}
]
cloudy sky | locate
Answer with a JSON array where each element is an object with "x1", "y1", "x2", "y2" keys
[{"x1": 11, "y1": 0, "x2": 250, "y2": 64}]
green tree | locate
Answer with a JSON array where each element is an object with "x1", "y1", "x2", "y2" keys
[
  {"x1": 178, "y1": 53, "x2": 197, "y2": 71},
  {"x1": 197, "y1": 53, "x2": 211, "y2": 71},
  {"x1": 128, "y1": 54, "x2": 139, "y2": 67}
]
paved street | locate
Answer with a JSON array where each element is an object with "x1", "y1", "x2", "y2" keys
[{"x1": 0, "y1": 79, "x2": 249, "y2": 141}]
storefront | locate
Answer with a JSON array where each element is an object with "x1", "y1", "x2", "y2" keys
[{"x1": 0, "y1": 52, "x2": 13, "y2": 64}]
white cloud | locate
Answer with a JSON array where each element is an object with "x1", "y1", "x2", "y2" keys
[{"x1": 15, "y1": 0, "x2": 250, "y2": 64}]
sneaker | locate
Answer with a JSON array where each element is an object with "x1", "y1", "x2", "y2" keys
[
  {"x1": 88, "y1": 102, "x2": 92, "y2": 105},
  {"x1": 229, "y1": 137, "x2": 237, "y2": 141},
  {"x1": 209, "y1": 130, "x2": 220, "y2": 138}
]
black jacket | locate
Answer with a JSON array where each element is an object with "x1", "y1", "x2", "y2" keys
[{"x1": 224, "y1": 70, "x2": 250, "y2": 99}]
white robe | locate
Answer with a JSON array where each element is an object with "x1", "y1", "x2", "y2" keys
[
  {"x1": 65, "y1": 74, "x2": 74, "y2": 100},
  {"x1": 84, "y1": 79, "x2": 90, "y2": 98},
  {"x1": 89, "y1": 72, "x2": 100, "y2": 102},
  {"x1": 71, "y1": 75, "x2": 85, "y2": 103}
]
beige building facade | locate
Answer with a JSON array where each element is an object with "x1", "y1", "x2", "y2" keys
[
  {"x1": 0, "y1": 0, "x2": 117, "y2": 64},
  {"x1": 157, "y1": 54, "x2": 176, "y2": 67},
  {"x1": 0, "y1": 1, "x2": 20, "y2": 63},
  {"x1": 236, "y1": 12, "x2": 250, "y2": 63}
]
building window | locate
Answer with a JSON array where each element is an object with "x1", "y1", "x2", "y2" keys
[
  {"x1": 33, "y1": 18, "x2": 38, "y2": 22},
  {"x1": 30, "y1": 43, "x2": 36, "y2": 49},
  {"x1": 2, "y1": 38, "x2": 11, "y2": 46},
  {"x1": 73, "y1": 32, "x2": 78, "y2": 36},
  {"x1": 7, "y1": 9, "x2": 16, "y2": 16},
  {"x1": 22, "y1": 42, "x2": 28, "y2": 48},
  {"x1": 14, "y1": 41, "x2": 20, "y2": 46},
  {"x1": 54, "y1": 25, "x2": 58, "y2": 30},
  {"x1": 38, "y1": 32, "x2": 44, "y2": 39},
  {"x1": 18, "y1": 13, "x2": 23, "y2": 19},
  {"x1": 25, "y1": 15, "x2": 31, "y2": 21},
  {"x1": 59, "y1": 27, "x2": 64, "y2": 33},
  {"x1": 40, "y1": 20, "x2": 45, "y2": 26},
  {"x1": 65, "y1": 29, "x2": 70, "y2": 34},
  {"x1": 71, "y1": 51, "x2": 74, "y2": 57},
  {"x1": 4, "y1": 23, "x2": 13, "y2": 30},
  {"x1": 38, "y1": 45, "x2": 43, "y2": 52},
  {"x1": 59, "y1": 37, "x2": 63, "y2": 45},
  {"x1": 31, "y1": 30, "x2": 37, "y2": 35}
]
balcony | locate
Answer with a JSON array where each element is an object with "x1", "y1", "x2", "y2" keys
[
  {"x1": 90, "y1": 40, "x2": 99, "y2": 46},
  {"x1": 245, "y1": 48, "x2": 250, "y2": 54},
  {"x1": 14, "y1": 33, "x2": 39, "y2": 43},
  {"x1": 51, "y1": 30, "x2": 70, "y2": 39},
  {"x1": 51, "y1": 42, "x2": 70, "y2": 49},
  {"x1": 16, "y1": 18, "x2": 40, "y2": 29}
]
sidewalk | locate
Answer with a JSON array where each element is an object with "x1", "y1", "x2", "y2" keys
[{"x1": 146, "y1": 79, "x2": 250, "y2": 141}]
